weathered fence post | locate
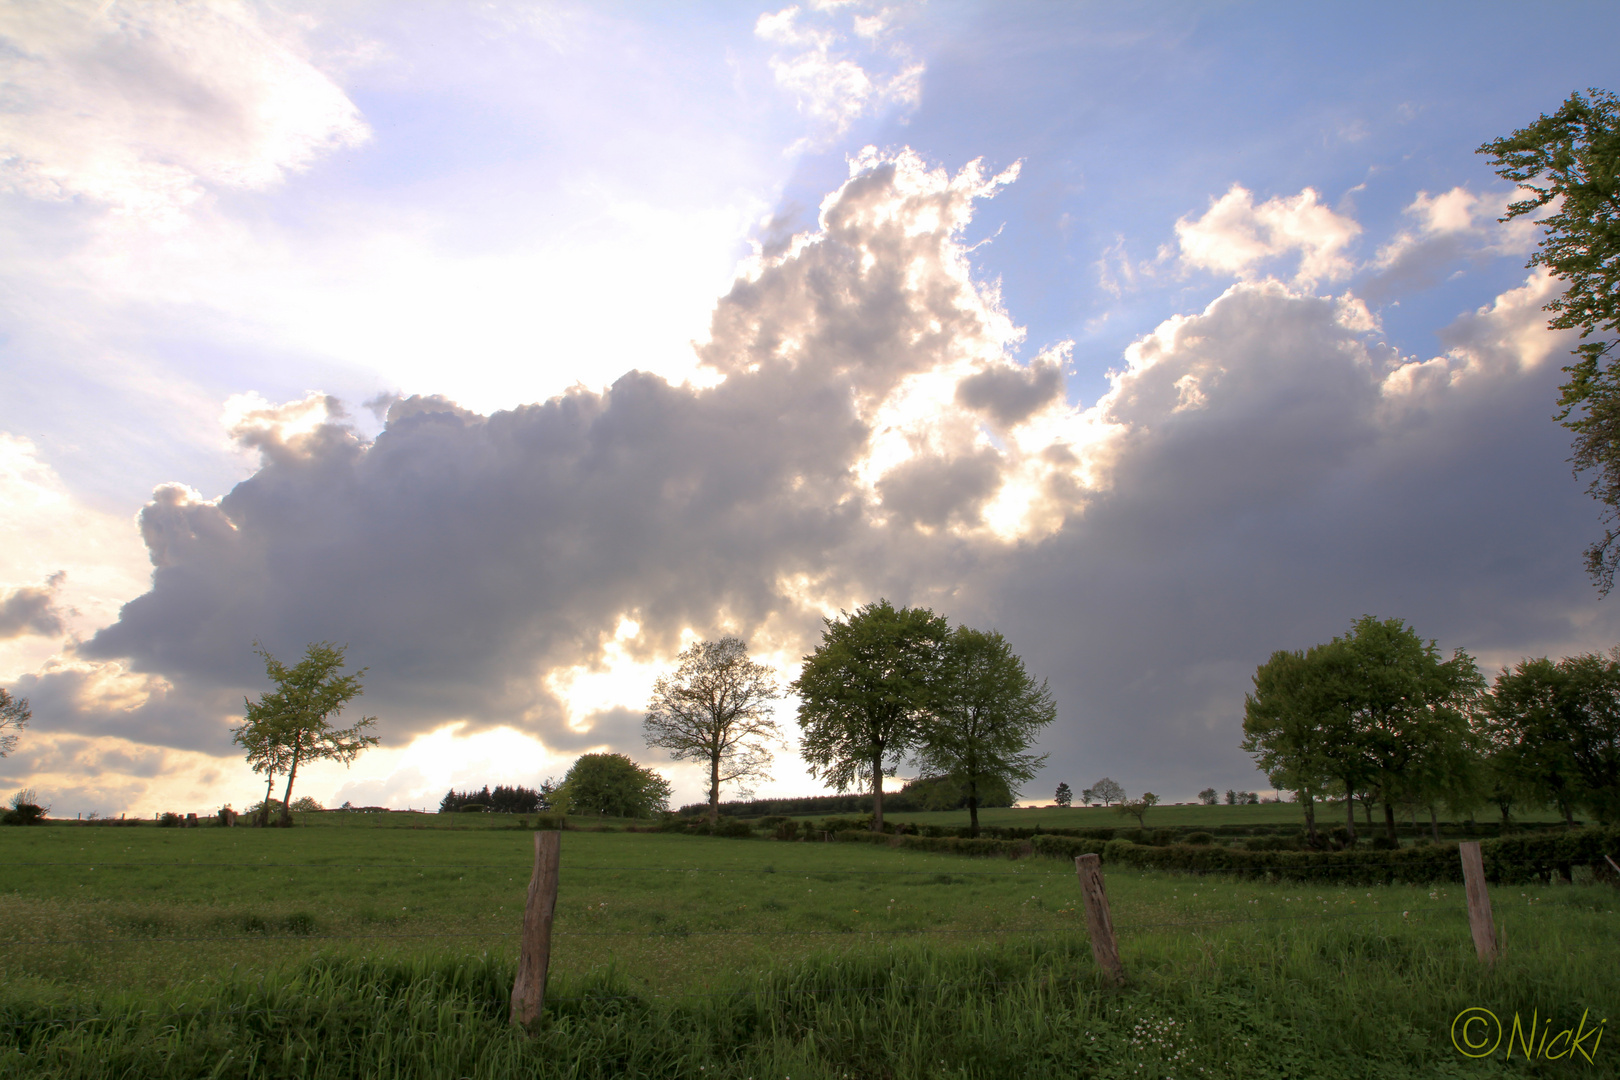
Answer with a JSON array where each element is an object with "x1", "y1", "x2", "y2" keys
[
  {"x1": 511, "y1": 831, "x2": 562, "y2": 1027},
  {"x1": 1074, "y1": 854, "x2": 1125, "y2": 984},
  {"x1": 1458, "y1": 840, "x2": 1497, "y2": 965}
]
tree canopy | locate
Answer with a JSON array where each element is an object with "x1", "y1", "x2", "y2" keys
[
  {"x1": 232, "y1": 641, "x2": 378, "y2": 826},
  {"x1": 1479, "y1": 89, "x2": 1620, "y2": 589},
  {"x1": 913, "y1": 626, "x2": 1053, "y2": 836},
  {"x1": 791, "y1": 599, "x2": 950, "y2": 830},
  {"x1": 1486, "y1": 652, "x2": 1620, "y2": 825},
  {"x1": 644, "y1": 637, "x2": 780, "y2": 822},
  {"x1": 554, "y1": 753, "x2": 672, "y2": 818}
]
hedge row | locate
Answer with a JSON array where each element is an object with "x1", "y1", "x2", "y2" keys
[{"x1": 828, "y1": 825, "x2": 1620, "y2": 885}]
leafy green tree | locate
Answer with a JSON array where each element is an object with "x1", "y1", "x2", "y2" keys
[
  {"x1": 1054, "y1": 782, "x2": 1072, "y2": 807},
  {"x1": 1115, "y1": 791, "x2": 1157, "y2": 828},
  {"x1": 554, "y1": 753, "x2": 672, "y2": 818},
  {"x1": 233, "y1": 641, "x2": 379, "y2": 827},
  {"x1": 1479, "y1": 89, "x2": 1620, "y2": 589},
  {"x1": 1487, "y1": 652, "x2": 1620, "y2": 825},
  {"x1": 791, "y1": 599, "x2": 950, "y2": 831},
  {"x1": 913, "y1": 627, "x2": 1053, "y2": 836},
  {"x1": 644, "y1": 637, "x2": 781, "y2": 823},
  {"x1": 1197, "y1": 788, "x2": 1218, "y2": 805},
  {"x1": 0, "y1": 687, "x2": 30, "y2": 758},
  {"x1": 1242, "y1": 646, "x2": 1348, "y2": 845}
]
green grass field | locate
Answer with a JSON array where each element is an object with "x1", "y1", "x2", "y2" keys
[{"x1": 2, "y1": 816, "x2": 1616, "y2": 1078}]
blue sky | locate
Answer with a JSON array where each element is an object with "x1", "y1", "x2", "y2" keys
[{"x1": 3, "y1": 1, "x2": 1619, "y2": 816}]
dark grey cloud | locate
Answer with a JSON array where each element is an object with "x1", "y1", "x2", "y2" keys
[
  {"x1": 0, "y1": 573, "x2": 65, "y2": 639},
  {"x1": 22, "y1": 153, "x2": 1620, "y2": 806},
  {"x1": 955, "y1": 358, "x2": 1064, "y2": 427}
]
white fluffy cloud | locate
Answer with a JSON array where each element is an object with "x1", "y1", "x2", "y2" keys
[
  {"x1": 1175, "y1": 184, "x2": 1362, "y2": 288},
  {"x1": 0, "y1": 0, "x2": 369, "y2": 217}
]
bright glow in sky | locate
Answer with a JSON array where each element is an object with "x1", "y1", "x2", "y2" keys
[{"x1": 4, "y1": 1, "x2": 1620, "y2": 816}]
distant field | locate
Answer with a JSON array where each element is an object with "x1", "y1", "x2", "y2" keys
[{"x1": 2, "y1": 814, "x2": 1614, "y2": 1078}]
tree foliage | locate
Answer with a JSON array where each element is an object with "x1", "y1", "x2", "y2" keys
[
  {"x1": 554, "y1": 753, "x2": 671, "y2": 818},
  {"x1": 644, "y1": 637, "x2": 780, "y2": 822},
  {"x1": 232, "y1": 642, "x2": 379, "y2": 827},
  {"x1": 0, "y1": 687, "x2": 30, "y2": 758},
  {"x1": 1087, "y1": 777, "x2": 1124, "y2": 806},
  {"x1": 1486, "y1": 652, "x2": 1620, "y2": 825},
  {"x1": 1054, "y1": 782, "x2": 1072, "y2": 807},
  {"x1": 1479, "y1": 89, "x2": 1620, "y2": 589},
  {"x1": 913, "y1": 626, "x2": 1053, "y2": 836},
  {"x1": 791, "y1": 599, "x2": 950, "y2": 830}
]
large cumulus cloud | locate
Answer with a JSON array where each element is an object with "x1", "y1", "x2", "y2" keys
[{"x1": 20, "y1": 147, "x2": 1620, "y2": 803}]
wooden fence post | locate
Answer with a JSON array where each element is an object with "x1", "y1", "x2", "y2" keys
[
  {"x1": 511, "y1": 830, "x2": 562, "y2": 1026},
  {"x1": 1074, "y1": 854, "x2": 1125, "y2": 984},
  {"x1": 1458, "y1": 840, "x2": 1497, "y2": 965}
]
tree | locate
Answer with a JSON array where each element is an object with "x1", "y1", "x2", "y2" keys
[
  {"x1": 791, "y1": 599, "x2": 950, "y2": 831},
  {"x1": 1088, "y1": 777, "x2": 1125, "y2": 806},
  {"x1": 1116, "y1": 791, "x2": 1157, "y2": 828},
  {"x1": 1197, "y1": 788, "x2": 1218, "y2": 805},
  {"x1": 0, "y1": 688, "x2": 30, "y2": 758},
  {"x1": 1054, "y1": 782, "x2": 1073, "y2": 807},
  {"x1": 913, "y1": 626, "x2": 1054, "y2": 837},
  {"x1": 1479, "y1": 90, "x2": 1620, "y2": 590},
  {"x1": 1242, "y1": 646, "x2": 1350, "y2": 846},
  {"x1": 1487, "y1": 652, "x2": 1620, "y2": 825},
  {"x1": 644, "y1": 637, "x2": 781, "y2": 823},
  {"x1": 232, "y1": 641, "x2": 379, "y2": 827},
  {"x1": 554, "y1": 753, "x2": 671, "y2": 818}
]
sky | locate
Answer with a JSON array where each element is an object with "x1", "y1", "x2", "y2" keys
[{"x1": 3, "y1": 0, "x2": 1620, "y2": 816}]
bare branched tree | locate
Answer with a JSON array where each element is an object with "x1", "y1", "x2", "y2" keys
[{"x1": 644, "y1": 637, "x2": 781, "y2": 822}]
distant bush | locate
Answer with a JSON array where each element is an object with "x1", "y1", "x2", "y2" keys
[
  {"x1": 159, "y1": 812, "x2": 182, "y2": 828},
  {"x1": 2, "y1": 803, "x2": 46, "y2": 825},
  {"x1": 1184, "y1": 831, "x2": 1215, "y2": 845},
  {"x1": 440, "y1": 784, "x2": 553, "y2": 814},
  {"x1": 532, "y1": 813, "x2": 567, "y2": 830},
  {"x1": 457, "y1": 804, "x2": 488, "y2": 813}
]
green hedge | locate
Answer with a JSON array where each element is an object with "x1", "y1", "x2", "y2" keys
[{"x1": 823, "y1": 824, "x2": 1620, "y2": 885}]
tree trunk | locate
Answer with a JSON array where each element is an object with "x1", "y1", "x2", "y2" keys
[
  {"x1": 1362, "y1": 799, "x2": 1373, "y2": 830},
  {"x1": 259, "y1": 772, "x2": 276, "y2": 827},
  {"x1": 1344, "y1": 785, "x2": 1357, "y2": 843},
  {"x1": 279, "y1": 755, "x2": 300, "y2": 827},
  {"x1": 708, "y1": 751, "x2": 721, "y2": 825},
  {"x1": 967, "y1": 779, "x2": 980, "y2": 839},
  {"x1": 1429, "y1": 805, "x2": 1440, "y2": 843},
  {"x1": 1302, "y1": 789, "x2": 1318, "y2": 846},
  {"x1": 1564, "y1": 803, "x2": 1576, "y2": 828},
  {"x1": 1383, "y1": 797, "x2": 1397, "y2": 842},
  {"x1": 871, "y1": 747, "x2": 884, "y2": 831}
]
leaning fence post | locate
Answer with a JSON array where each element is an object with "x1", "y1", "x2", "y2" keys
[
  {"x1": 1074, "y1": 854, "x2": 1125, "y2": 984},
  {"x1": 1458, "y1": 840, "x2": 1498, "y2": 965},
  {"x1": 511, "y1": 830, "x2": 562, "y2": 1026}
]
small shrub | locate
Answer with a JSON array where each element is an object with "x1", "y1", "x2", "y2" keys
[
  {"x1": 158, "y1": 812, "x2": 182, "y2": 828},
  {"x1": 2, "y1": 803, "x2": 46, "y2": 825},
  {"x1": 457, "y1": 803, "x2": 488, "y2": 813},
  {"x1": 1370, "y1": 836, "x2": 1400, "y2": 851},
  {"x1": 715, "y1": 819, "x2": 753, "y2": 839},
  {"x1": 1184, "y1": 831, "x2": 1215, "y2": 845},
  {"x1": 532, "y1": 812, "x2": 567, "y2": 830}
]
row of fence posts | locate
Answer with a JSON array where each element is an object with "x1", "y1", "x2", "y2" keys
[{"x1": 507, "y1": 833, "x2": 1508, "y2": 1026}]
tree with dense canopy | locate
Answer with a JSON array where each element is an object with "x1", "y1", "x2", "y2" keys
[
  {"x1": 554, "y1": 753, "x2": 672, "y2": 818},
  {"x1": 791, "y1": 599, "x2": 950, "y2": 831},
  {"x1": 0, "y1": 687, "x2": 29, "y2": 758},
  {"x1": 644, "y1": 637, "x2": 781, "y2": 823},
  {"x1": 232, "y1": 641, "x2": 379, "y2": 827},
  {"x1": 1480, "y1": 89, "x2": 1620, "y2": 590},
  {"x1": 913, "y1": 626, "x2": 1053, "y2": 836},
  {"x1": 1054, "y1": 782, "x2": 1072, "y2": 807},
  {"x1": 1243, "y1": 645, "x2": 1351, "y2": 845},
  {"x1": 1486, "y1": 651, "x2": 1620, "y2": 825}
]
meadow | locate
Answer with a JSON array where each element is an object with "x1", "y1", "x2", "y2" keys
[{"x1": 1, "y1": 814, "x2": 1616, "y2": 1079}]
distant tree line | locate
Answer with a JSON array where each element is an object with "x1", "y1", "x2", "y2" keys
[
  {"x1": 676, "y1": 774, "x2": 1014, "y2": 819},
  {"x1": 1243, "y1": 615, "x2": 1620, "y2": 846},
  {"x1": 438, "y1": 783, "x2": 554, "y2": 814}
]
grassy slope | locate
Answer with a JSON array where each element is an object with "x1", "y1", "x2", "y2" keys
[{"x1": 2, "y1": 817, "x2": 1615, "y2": 1079}]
